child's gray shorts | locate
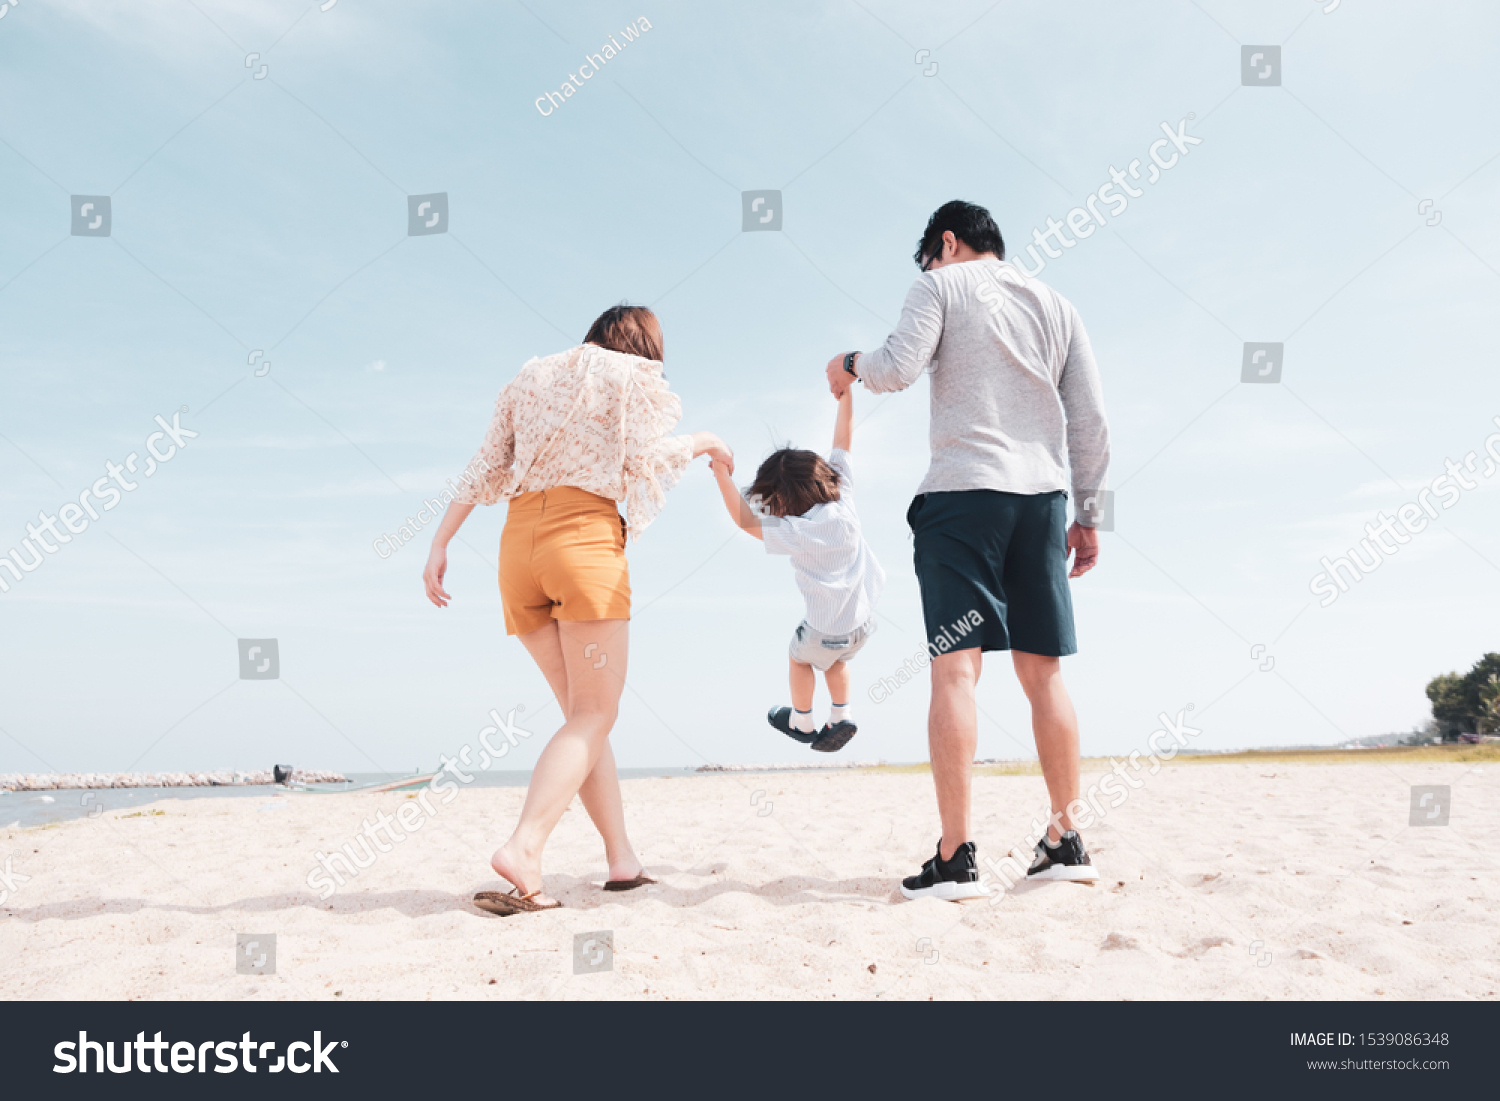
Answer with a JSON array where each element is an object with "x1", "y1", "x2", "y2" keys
[{"x1": 788, "y1": 618, "x2": 875, "y2": 671}]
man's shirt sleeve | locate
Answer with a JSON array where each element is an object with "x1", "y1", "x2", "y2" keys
[
  {"x1": 856, "y1": 275, "x2": 944, "y2": 394},
  {"x1": 1059, "y1": 303, "x2": 1110, "y2": 524}
]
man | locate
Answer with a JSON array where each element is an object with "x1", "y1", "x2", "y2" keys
[{"x1": 825, "y1": 200, "x2": 1109, "y2": 899}]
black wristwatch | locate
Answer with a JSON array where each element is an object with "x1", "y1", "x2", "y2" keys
[{"x1": 842, "y1": 351, "x2": 859, "y2": 378}]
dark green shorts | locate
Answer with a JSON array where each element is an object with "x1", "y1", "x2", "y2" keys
[{"x1": 907, "y1": 489, "x2": 1077, "y2": 657}]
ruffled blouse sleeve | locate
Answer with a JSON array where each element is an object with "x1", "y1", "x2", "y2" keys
[
  {"x1": 452, "y1": 383, "x2": 516, "y2": 505},
  {"x1": 619, "y1": 364, "x2": 693, "y2": 538}
]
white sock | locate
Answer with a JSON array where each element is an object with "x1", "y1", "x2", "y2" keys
[
  {"x1": 791, "y1": 709, "x2": 816, "y2": 733},
  {"x1": 829, "y1": 702, "x2": 851, "y2": 724}
]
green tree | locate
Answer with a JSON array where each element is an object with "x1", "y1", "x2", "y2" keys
[
  {"x1": 1478, "y1": 674, "x2": 1500, "y2": 737},
  {"x1": 1426, "y1": 672, "x2": 1470, "y2": 737},
  {"x1": 1426, "y1": 654, "x2": 1500, "y2": 738},
  {"x1": 1460, "y1": 653, "x2": 1500, "y2": 728}
]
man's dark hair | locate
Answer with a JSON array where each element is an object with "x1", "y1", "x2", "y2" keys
[
  {"x1": 747, "y1": 449, "x2": 842, "y2": 518},
  {"x1": 913, "y1": 200, "x2": 1005, "y2": 268}
]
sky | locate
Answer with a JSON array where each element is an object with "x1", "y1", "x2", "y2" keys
[{"x1": 1, "y1": 0, "x2": 1497, "y2": 778}]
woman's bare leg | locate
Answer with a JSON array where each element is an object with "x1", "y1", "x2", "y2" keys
[
  {"x1": 515, "y1": 622, "x2": 643, "y2": 883},
  {"x1": 576, "y1": 743, "x2": 642, "y2": 882},
  {"x1": 492, "y1": 620, "x2": 630, "y2": 900}
]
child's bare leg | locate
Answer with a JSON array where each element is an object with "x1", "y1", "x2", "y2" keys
[
  {"x1": 823, "y1": 660, "x2": 851, "y2": 711},
  {"x1": 789, "y1": 657, "x2": 816, "y2": 711}
]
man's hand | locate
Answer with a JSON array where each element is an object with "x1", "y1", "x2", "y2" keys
[
  {"x1": 1067, "y1": 522, "x2": 1100, "y2": 579},
  {"x1": 825, "y1": 354, "x2": 852, "y2": 398}
]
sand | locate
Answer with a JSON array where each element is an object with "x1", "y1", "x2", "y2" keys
[{"x1": 0, "y1": 755, "x2": 1495, "y2": 1000}]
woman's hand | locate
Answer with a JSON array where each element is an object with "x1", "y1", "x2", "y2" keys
[
  {"x1": 692, "y1": 431, "x2": 734, "y2": 475},
  {"x1": 422, "y1": 502, "x2": 475, "y2": 607},
  {"x1": 424, "y1": 544, "x2": 452, "y2": 607},
  {"x1": 706, "y1": 443, "x2": 735, "y2": 475}
]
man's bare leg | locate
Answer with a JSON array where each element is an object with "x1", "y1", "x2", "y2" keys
[
  {"x1": 1012, "y1": 651, "x2": 1080, "y2": 841},
  {"x1": 928, "y1": 648, "x2": 982, "y2": 861}
]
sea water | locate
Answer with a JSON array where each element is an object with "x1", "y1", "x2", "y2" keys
[{"x1": 0, "y1": 768, "x2": 703, "y2": 830}]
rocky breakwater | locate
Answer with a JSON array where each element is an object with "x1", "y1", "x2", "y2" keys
[{"x1": 0, "y1": 769, "x2": 348, "y2": 792}]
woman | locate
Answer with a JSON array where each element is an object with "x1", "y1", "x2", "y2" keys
[{"x1": 422, "y1": 305, "x2": 731, "y2": 915}]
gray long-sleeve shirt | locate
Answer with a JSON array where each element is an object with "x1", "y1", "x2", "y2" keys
[{"x1": 857, "y1": 258, "x2": 1110, "y2": 524}]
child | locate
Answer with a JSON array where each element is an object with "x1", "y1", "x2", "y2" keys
[{"x1": 710, "y1": 387, "x2": 885, "y2": 752}]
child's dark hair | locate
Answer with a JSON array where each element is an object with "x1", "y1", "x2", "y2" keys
[{"x1": 747, "y1": 449, "x2": 842, "y2": 518}]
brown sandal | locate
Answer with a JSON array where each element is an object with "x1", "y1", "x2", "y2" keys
[
  {"x1": 473, "y1": 888, "x2": 563, "y2": 915},
  {"x1": 603, "y1": 873, "x2": 658, "y2": 892}
]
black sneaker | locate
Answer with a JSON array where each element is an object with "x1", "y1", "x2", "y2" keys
[
  {"x1": 767, "y1": 706, "x2": 816, "y2": 745},
  {"x1": 900, "y1": 840, "x2": 990, "y2": 901},
  {"x1": 1027, "y1": 830, "x2": 1100, "y2": 882},
  {"x1": 810, "y1": 719, "x2": 857, "y2": 753}
]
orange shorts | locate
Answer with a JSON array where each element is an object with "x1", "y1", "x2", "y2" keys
[{"x1": 499, "y1": 486, "x2": 631, "y2": 635}]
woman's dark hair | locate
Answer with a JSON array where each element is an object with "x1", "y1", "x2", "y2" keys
[
  {"x1": 583, "y1": 303, "x2": 664, "y2": 361},
  {"x1": 913, "y1": 200, "x2": 1006, "y2": 269},
  {"x1": 747, "y1": 449, "x2": 842, "y2": 519}
]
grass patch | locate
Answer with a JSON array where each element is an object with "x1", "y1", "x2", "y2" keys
[
  {"x1": 863, "y1": 762, "x2": 1042, "y2": 777},
  {"x1": 975, "y1": 762, "x2": 1042, "y2": 777},
  {"x1": 1159, "y1": 744, "x2": 1500, "y2": 767},
  {"x1": 861, "y1": 743, "x2": 1498, "y2": 776},
  {"x1": 864, "y1": 763, "x2": 932, "y2": 775}
]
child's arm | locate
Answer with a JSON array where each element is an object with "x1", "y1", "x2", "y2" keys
[
  {"x1": 712, "y1": 458, "x2": 762, "y2": 540},
  {"x1": 832, "y1": 386, "x2": 853, "y2": 452}
]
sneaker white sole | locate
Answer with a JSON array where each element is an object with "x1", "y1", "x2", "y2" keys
[
  {"x1": 900, "y1": 879, "x2": 991, "y2": 901},
  {"x1": 1027, "y1": 864, "x2": 1100, "y2": 883}
]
